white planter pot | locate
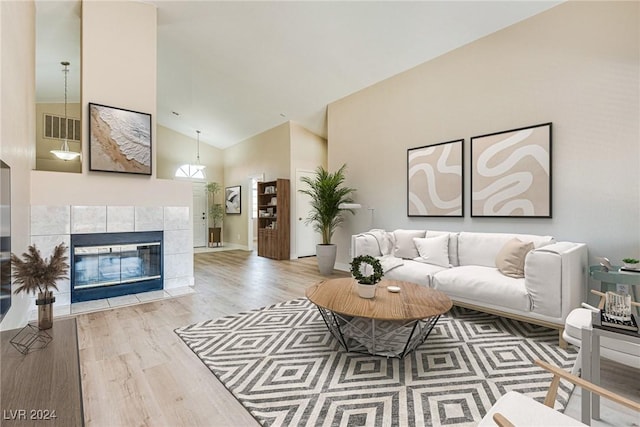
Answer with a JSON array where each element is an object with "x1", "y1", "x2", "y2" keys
[
  {"x1": 357, "y1": 283, "x2": 376, "y2": 299},
  {"x1": 316, "y1": 244, "x2": 337, "y2": 276}
]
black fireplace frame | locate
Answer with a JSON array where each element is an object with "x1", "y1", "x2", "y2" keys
[{"x1": 70, "y1": 231, "x2": 163, "y2": 303}]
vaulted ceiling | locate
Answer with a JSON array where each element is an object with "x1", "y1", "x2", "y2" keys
[{"x1": 36, "y1": 1, "x2": 561, "y2": 149}]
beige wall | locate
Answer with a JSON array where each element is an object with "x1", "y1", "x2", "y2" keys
[
  {"x1": 290, "y1": 121, "x2": 327, "y2": 173},
  {"x1": 328, "y1": 1, "x2": 640, "y2": 267},
  {"x1": 290, "y1": 121, "x2": 327, "y2": 257},
  {"x1": 156, "y1": 124, "x2": 224, "y2": 183},
  {"x1": 35, "y1": 102, "x2": 82, "y2": 173},
  {"x1": 222, "y1": 121, "x2": 327, "y2": 254},
  {"x1": 0, "y1": 1, "x2": 36, "y2": 330},
  {"x1": 30, "y1": 1, "x2": 191, "y2": 207},
  {"x1": 223, "y1": 122, "x2": 290, "y2": 247},
  {"x1": 0, "y1": 1, "x2": 192, "y2": 329}
]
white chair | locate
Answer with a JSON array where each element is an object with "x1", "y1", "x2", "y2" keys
[
  {"x1": 479, "y1": 359, "x2": 640, "y2": 426},
  {"x1": 563, "y1": 290, "x2": 640, "y2": 370}
]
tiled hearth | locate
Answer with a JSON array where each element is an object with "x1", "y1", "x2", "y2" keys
[{"x1": 29, "y1": 205, "x2": 194, "y2": 319}]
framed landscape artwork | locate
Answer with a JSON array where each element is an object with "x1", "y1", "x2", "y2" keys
[
  {"x1": 470, "y1": 122, "x2": 552, "y2": 218},
  {"x1": 89, "y1": 103, "x2": 152, "y2": 175},
  {"x1": 225, "y1": 185, "x2": 241, "y2": 214},
  {"x1": 407, "y1": 139, "x2": 464, "y2": 217}
]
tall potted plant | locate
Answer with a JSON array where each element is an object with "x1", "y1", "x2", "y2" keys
[
  {"x1": 206, "y1": 182, "x2": 224, "y2": 247},
  {"x1": 11, "y1": 243, "x2": 69, "y2": 330},
  {"x1": 299, "y1": 164, "x2": 356, "y2": 275}
]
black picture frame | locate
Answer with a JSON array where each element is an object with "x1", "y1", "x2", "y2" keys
[
  {"x1": 1, "y1": 160, "x2": 11, "y2": 321},
  {"x1": 407, "y1": 139, "x2": 464, "y2": 217},
  {"x1": 225, "y1": 185, "x2": 241, "y2": 214},
  {"x1": 89, "y1": 103, "x2": 152, "y2": 175},
  {"x1": 470, "y1": 122, "x2": 552, "y2": 218}
]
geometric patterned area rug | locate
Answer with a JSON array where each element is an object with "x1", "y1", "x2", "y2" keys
[{"x1": 175, "y1": 298, "x2": 578, "y2": 426}]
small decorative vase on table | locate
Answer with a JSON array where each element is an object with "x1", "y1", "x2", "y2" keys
[
  {"x1": 11, "y1": 243, "x2": 69, "y2": 330},
  {"x1": 35, "y1": 290, "x2": 56, "y2": 330},
  {"x1": 350, "y1": 255, "x2": 384, "y2": 299}
]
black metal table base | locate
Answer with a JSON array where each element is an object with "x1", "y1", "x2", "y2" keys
[{"x1": 315, "y1": 306, "x2": 440, "y2": 358}]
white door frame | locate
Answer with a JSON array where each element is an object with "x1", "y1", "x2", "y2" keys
[
  {"x1": 246, "y1": 173, "x2": 264, "y2": 251},
  {"x1": 192, "y1": 182, "x2": 208, "y2": 247}
]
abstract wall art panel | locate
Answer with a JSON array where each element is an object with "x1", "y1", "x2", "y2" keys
[
  {"x1": 225, "y1": 185, "x2": 241, "y2": 214},
  {"x1": 471, "y1": 123, "x2": 552, "y2": 218},
  {"x1": 408, "y1": 139, "x2": 464, "y2": 217},
  {"x1": 89, "y1": 103, "x2": 152, "y2": 175}
]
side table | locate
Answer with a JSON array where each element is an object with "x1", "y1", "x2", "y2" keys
[
  {"x1": 580, "y1": 311, "x2": 640, "y2": 425},
  {"x1": 590, "y1": 265, "x2": 640, "y2": 313}
]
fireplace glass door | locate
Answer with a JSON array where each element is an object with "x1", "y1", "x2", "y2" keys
[{"x1": 74, "y1": 243, "x2": 161, "y2": 289}]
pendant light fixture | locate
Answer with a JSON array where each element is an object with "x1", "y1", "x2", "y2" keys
[
  {"x1": 50, "y1": 61, "x2": 81, "y2": 161},
  {"x1": 174, "y1": 129, "x2": 206, "y2": 179}
]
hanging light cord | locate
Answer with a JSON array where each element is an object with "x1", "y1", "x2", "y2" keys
[
  {"x1": 196, "y1": 130, "x2": 201, "y2": 164},
  {"x1": 61, "y1": 61, "x2": 70, "y2": 151}
]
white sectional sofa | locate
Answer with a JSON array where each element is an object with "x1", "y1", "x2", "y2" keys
[{"x1": 351, "y1": 229, "x2": 588, "y2": 341}]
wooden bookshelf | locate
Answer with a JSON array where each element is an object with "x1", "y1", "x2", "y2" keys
[{"x1": 257, "y1": 179, "x2": 290, "y2": 260}]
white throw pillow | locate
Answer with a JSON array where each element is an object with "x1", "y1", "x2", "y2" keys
[
  {"x1": 392, "y1": 229, "x2": 425, "y2": 259},
  {"x1": 413, "y1": 234, "x2": 450, "y2": 267}
]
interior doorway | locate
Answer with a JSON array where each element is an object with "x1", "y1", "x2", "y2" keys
[
  {"x1": 192, "y1": 182, "x2": 207, "y2": 247},
  {"x1": 247, "y1": 173, "x2": 264, "y2": 251}
]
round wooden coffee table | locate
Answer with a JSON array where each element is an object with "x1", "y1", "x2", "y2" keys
[{"x1": 306, "y1": 278, "x2": 452, "y2": 358}]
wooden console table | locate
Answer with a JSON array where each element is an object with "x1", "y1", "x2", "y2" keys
[{"x1": 1, "y1": 318, "x2": 84, "y2": 426}]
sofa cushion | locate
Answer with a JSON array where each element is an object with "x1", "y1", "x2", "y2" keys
[
  {"x1": 433, "y1": 266, "x2": 532, "y2": 312},
  {"x1": 383, "y1": 259, "x2": 446, "y2": 287},
  {"x1": 392, "y1": 229, "x2": 425, "y2": 259},
  {"x1": 375, "y1": 255, "x2": 404, "y2": 274},
  {"x1": 495, "y1": 238, "x2": 534, "y2": 278},
  {"x1": 413, "y1": 234, "x2": 450, "y2": 267},
  {"x1": 478, "y1": 391, "x2": 584, "y2": 426},
  {"x1": 354, "y1": 234, "x2": 382, "y2": 257},
  {"x1": 458, "y1": 232, "x2": 554, "y2": 268},
  {"x1": 426, "y1": 231, "x2": 459, "y2": 266}
]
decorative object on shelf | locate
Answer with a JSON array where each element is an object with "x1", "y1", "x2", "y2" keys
[
  {"x1": 408, "y1": 139, "x2": 463, "y2": 217},
  {"x1": 225, "y1": 185, "x2": 241, "y2": 214},
  {"x1": 206, "y1": 182, "x2": 223, "y2": 246},
  {"x1": 604, "y1": 291, "x2": 632, "y2": 320},
  {"x1": 11, "y1": 243, "x2": 69, "y2": 330},
  {"x1": 50, "y1": 61, "x2": 81, "y2": 161},
  {"x1": 175, "y1": 130, "x2": 207, "y2": 179},
  {"x1": 600, "y1": 257, "x2": 613, "y2": 272},
  {"x1": 350, "y1": 255, "x2": 383, "y2": 299},
  {"x1": 89, "y1": 103, "x2": 152, "y2": 175},
  {"x1": 622, "y1": 258, "x2": 639, "y2": 270},
  {"x1": 299, "y1": 164, "x2": 356, "y2": 275},
  {"x1": 471, "y1": 122, "x2": 552, "y2": 218}
]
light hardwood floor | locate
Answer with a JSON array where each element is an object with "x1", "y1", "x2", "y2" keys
[
  {"x1": 77, "y1": 250, "x2": 639, "y2": 426},
  {"x1": 77, "y1": 250, "x2": 349, "y2": 426}
]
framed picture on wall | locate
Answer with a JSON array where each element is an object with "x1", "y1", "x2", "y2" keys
[
  {"x1": 470, "y1": 122, "x2": 552, "y2": 218},
  {"x1": 225, "y1": 185, "x2": 241, "y2": 214},
  {"x1": 407, "y1": 139, "x2": 464, "y2": 217},
  {"x1": 88, "y1": 103, "x2": 152, "y2": 175}
]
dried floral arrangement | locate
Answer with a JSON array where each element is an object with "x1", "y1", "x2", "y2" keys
[{"x1": 11, "y1": 243, "x2": 69, "y2": 295}]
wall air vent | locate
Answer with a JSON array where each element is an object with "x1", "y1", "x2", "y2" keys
[{"x1": 43, "y1": 113, "x2": 81, "y2": 142}]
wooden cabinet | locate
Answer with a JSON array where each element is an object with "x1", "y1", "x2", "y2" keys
[{"x1": 257, "y1": 179, "x2": 290, "y2": 260}]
